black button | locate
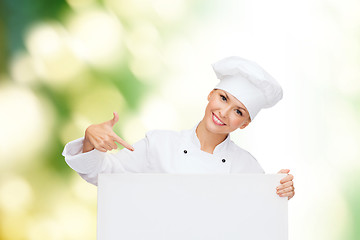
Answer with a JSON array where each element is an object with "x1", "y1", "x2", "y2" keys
[
  {"x1": 222, "y1": 159, "x2": 226, "y2": 163},
  {"x1": 184, "y1": 150, "x2": 187, "y2": 154}
]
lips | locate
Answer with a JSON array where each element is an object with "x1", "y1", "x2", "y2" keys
[{"x1": 212, "y1": 112, "x2": 226, "y2": 126}]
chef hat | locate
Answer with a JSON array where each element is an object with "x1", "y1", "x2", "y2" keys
[{"x1": 212, "y1": 56, "x2": 283, "y2": 120}]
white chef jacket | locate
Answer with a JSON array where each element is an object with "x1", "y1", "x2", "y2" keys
[{"x1": 62, "y1": 123, "x2": 264, "y2": 186}]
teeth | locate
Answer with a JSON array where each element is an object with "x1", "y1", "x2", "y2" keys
[{"x1": 213, "y1": 114, "x2": 224, "y2": 125}]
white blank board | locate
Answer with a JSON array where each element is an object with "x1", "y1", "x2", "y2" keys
[{"x1": 97, "y1": 174, "x2": 288, "y2": 240}]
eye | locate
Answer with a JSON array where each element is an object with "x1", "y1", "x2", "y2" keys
[
  {"x1": 220, "y1": 95, "x2": 227, "y2": 101},
  {"x1": 236, "y1": 109, "x2": 243, "y2": 116}
]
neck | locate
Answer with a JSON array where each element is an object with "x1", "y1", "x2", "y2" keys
[{"x1": 196, "y1": 120, "x2": 228, "y2": 154}]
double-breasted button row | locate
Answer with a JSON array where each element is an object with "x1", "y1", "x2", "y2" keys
[{"x1": 183, "y1": 150, "x2": 226, "y2": 163}]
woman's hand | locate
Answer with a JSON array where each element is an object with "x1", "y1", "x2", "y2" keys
[
  {"x1": 276, "y1": 169, "x2": 295, "y2": 200},
  {"x1": 82, "y1": 112, "x2": 134, "y2": 153}
]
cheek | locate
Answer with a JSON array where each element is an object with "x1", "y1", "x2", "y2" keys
[
  {"x1": 229, "y1": 115, "x2": 244, "y2": 127},
  {"x1": 206, "y1": 99, "x2": 220, "y2": 111},
  {"x1": 204, "y1": 104, "x2": 214, "y2": 118},
  {"x1": 205, "y1": 103, "x2": 211, "y2": 113}
]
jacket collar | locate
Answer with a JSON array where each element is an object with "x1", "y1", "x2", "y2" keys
[{"x1": 189, "y1": 122, "x2": 231, "y2": 154}]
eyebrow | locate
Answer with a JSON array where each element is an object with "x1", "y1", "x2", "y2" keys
[{"x1": 223, "y1": 91, "x2": 247, "y2": 112}]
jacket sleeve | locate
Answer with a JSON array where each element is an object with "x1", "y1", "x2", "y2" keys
[{"x1": 62, "y1": 134, "x2": 150, "y2": 186}]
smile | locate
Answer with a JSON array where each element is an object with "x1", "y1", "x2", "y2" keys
[{"x1": 212, "y1": 113, "x2": 226, "y2": 126}]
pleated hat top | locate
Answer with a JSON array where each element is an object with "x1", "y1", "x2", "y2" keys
[{"x1": 212, "y1": 56, "x2": 283, "y2": 120}]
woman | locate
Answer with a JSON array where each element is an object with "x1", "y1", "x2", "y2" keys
[{"x1": 62, "y1": 56, "x2": 295, "y2": 200}]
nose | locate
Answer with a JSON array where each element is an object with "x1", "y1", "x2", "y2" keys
[{"x1": 219, "y1": 106, "x2": 232, "y2": 119}]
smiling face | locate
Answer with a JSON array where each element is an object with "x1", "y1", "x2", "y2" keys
[{"x1": 202, "y1": 89, "x2": 251, "y2": 135}]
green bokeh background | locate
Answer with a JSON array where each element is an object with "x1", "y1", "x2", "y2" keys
[{"x1": 1, "y1": 0, "x2": 359, "y2": 239}]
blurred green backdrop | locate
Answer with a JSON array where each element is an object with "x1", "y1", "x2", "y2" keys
[{"x1": 1, "y1": 0, "x2": 360, "y2": 239}]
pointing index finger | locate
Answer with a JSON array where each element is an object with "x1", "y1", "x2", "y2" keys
[{"x1": 113, "y1": 133, "x2": 134, "y2": 151}]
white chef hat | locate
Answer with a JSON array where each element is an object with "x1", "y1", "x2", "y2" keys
[{"x1": 212, "y1": 56, "x2": 283, "y2": 120}]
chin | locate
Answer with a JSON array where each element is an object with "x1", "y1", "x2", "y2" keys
[{"x1": 205, "y1": 120, "x2": 228, "y2": 134}]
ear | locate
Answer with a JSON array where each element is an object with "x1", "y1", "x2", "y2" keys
[{"x1": 207, "y1": 89, "x2": 216, "y2": 101}]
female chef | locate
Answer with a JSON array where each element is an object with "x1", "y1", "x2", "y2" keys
[{"x1": 62, "y1": 56, "x2": 295, "y2": 200}]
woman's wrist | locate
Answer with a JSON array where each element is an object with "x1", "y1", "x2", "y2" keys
[{"x1": 82, "y1": 137, "x2": 94, "y2": 153}]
